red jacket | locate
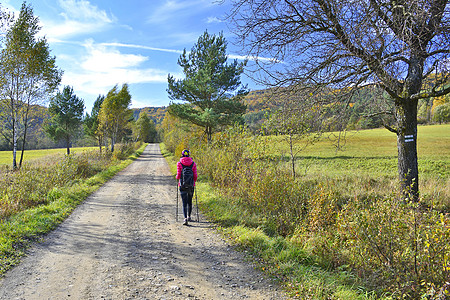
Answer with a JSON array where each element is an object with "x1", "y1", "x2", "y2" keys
[{"x1": 176, "y1": 156, "x2": 198, "y2": 186}]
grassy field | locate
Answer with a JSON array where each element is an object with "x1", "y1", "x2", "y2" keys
[
  {"x1": 266, "y1": 124, "x2": 448, "y2": 181},
  {"x1": 0, "y1": 147, "x2": 97, "y2": 166},
  {"x1": 275, "y1": 124, "x2": 450, "y2": 159}
]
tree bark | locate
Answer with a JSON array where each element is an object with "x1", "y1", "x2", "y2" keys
[
  {"x1": 111, "y1": 135, "x2": 115, "y2": 153},
  {"x1": 98, "y1": 136, "x2": 103, "y2": 154},
  {"x1": 395, "y1": 98, "x2": 419, "y2": 200},
  {"x1": 12, "y1": 118, "x2": 17, "y2": 170},
  {"x1": 289, "y1": 133, "x2": 296, "y2": 179}
]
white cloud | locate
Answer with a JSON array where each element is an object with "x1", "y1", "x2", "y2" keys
[
  {"x1": 58, "y1": 0, "x2": 114, "y2": 23},
  {"x1": 61, "y1": 40, "x2": 169, "y2": 97},
  {"x1": 41, "y1": 0, "x2": 115, "y2": 39},
  {"x1": 82, "y1": 40, "x2": 148, "y2": 71},
  {"x1": 148, "y1": 0, "x2": 213, "y2": 23},
  {"x1": 100, "y1": 42, "x2": 184, "y2": 55},
  {"x1": 206, "y1": 16, "x2": 223, "y2": 24},
  {"x1": 1, "y1": 1, "x2": 19, "y2": 16}
]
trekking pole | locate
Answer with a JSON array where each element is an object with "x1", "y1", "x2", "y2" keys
[
  {"x1": 176, "y1": 184, "x2": 179, "y2": 222},
  {"x1": 195, "y1": 187, "x2": 199, "y2": 222}
]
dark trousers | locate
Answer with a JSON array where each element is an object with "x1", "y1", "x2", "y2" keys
[{"x1": 180, "y1": 189, "x2": 193, "y2": 219}]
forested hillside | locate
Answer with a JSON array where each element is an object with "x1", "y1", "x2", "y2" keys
[
  {"x1": 132, "y1": 106, "x2": 167, "y2": 125},
  {"x1": 0, "y1": 85, "x2": 447, "y2": 151},
  {"x1": 0, "y1": 105, "x2": 67, "y2": 151},
  {"x1": 243, "y1": 85, "x2": 449, "y2": 132}
]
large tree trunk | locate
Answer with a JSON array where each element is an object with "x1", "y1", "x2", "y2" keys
[
  {"x1": 98, "y1": 136, "x2": 103, "y2": 154},
  {"x1": 395, "y1": 98, "x2": 419, "y2": 200},
  {"x1": 111, "y1": 135, "x2": 115, "y2": 153},
  {"x1": 394, "y1": 53, "x2": 423, "y2": 201}
]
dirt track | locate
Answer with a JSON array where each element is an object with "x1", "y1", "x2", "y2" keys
[{"x1": 0, "y1": 144, "x2": 288, "y2": 300}]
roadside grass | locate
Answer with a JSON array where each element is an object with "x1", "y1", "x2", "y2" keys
[
  {"x1": 0, "y1": 147, "x2": 97, "y2": 167},
  {"x1": 0, "y1": 144, "x2": 146, "y2": 276}
]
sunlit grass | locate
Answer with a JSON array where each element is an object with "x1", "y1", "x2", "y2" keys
[
  {"x1": 267, "y1": 125, "x2": 449, "y2": 207},
  {"x1": 270, "y1": 124, "x2": 449, "y2": 159},
  {"x1": 0, "y1": 147, "x2": 97, "y2": 166}
]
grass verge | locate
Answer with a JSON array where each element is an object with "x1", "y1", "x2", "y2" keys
[
  {"x1": 162, "y1": 145, "x2": 378, "y2": 300},
  {"x1": 0, "y1": 144, "x2": 147, "y2": 277}
]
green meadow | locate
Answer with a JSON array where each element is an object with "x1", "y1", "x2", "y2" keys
[
  {"x1": 268, "y1": 124, "x2": 449, "y2": 187},
  {"x1": 0, "y1": 147, "x2": 97, "y2": 167}
]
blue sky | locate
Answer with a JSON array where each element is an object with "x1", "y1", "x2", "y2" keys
[{"x1": 3, "y1": 0, "x2": 265, "y2": 113}]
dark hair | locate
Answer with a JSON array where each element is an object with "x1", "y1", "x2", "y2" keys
[{"x1": 181, "y1": 149, "x2": 190, "y2": 157}]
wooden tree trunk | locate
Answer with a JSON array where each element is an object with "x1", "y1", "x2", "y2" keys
[
  {"x1": 395, "y1": 98, "x2": 419, "y2": 200},
  {"x1": 289, "y1": 133, "x2": 296, "y2": 179},
  {"x1": 206, "y1": 126, "x2": 212, "y2": 143}
]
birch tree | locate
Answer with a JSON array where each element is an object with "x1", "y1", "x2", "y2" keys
[
  {"x1": 98, "y1": 84, "x2": 132, "y2": 152},
  {"x1": 0, "y1": 3, "x2": 61, "y2": 169}
]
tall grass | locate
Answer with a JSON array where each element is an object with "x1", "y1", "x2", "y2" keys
[
  {"x1": 179, "y1": 124, "x2": 449, "y2": 299},
  {"x1": 0, "y1": 150, "x2": 111, "y2": 219}
]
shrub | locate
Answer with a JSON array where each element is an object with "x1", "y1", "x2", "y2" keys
[
  {"x1": 112, "y1": 142, "x2": 141, "y2": 160},
  {"x1": 337, "y1": 196, "x2": 450, "y2": 298}
]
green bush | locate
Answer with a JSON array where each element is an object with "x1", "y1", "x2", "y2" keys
[{"x1": 112, "y1": 142, "x2": 141, "y2": 160}]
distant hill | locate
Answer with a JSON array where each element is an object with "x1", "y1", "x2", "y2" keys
[
  {"x1": 132, "y1": 89, "x2": 273, "y2": 127},
  {"x1": 132, "y1": 106, "x2": 168, "y2": 125}
]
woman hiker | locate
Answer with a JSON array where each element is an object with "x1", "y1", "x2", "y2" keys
[{"x1": 176, "y1": 149, "x2": 198, "y2": 225}]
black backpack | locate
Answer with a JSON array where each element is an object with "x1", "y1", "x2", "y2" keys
[{"x1": 180, "y1": 162, "x2": 194, "y2": 194}]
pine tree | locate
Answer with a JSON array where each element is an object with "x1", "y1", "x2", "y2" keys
[
  {"x1": 44, "y1": 86, "x2": 85, "y2": 155},
  {"x1": 167, "y1": 31, "x2": 248, "y2": 142}
]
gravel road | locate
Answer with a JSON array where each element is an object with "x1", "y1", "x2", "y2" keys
[{"x1": 0, "y1": 144, "x2": 288, "y2": 300}]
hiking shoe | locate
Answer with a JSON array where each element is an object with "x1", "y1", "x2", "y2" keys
[
  {"x1": 187, "y1": 217, "x2": 192, "y2": 222},
  {"x1": 183, "y1": 218, "x2": 188, "y2": 225}
]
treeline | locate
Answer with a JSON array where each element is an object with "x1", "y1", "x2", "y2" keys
[
  {"x1": 0, "y1": 104, "x2": 162, "y2": 152},
  {"x1": 244, "y1": 85, "x2": 450, "y2": 133},
  {"x1": 1, "y1": 83, "x2": 447, "y2": 153}
]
